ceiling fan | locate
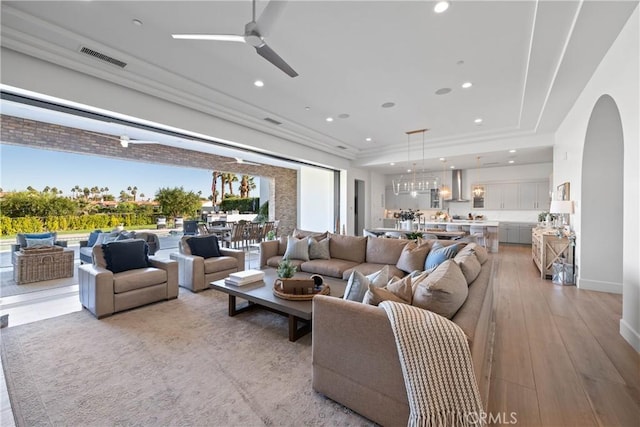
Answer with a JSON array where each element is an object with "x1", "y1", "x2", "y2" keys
[
  {"x1": 172, "y1": 0, "x2": 298, "y2": 78},
  {"x1": 224, "y1": 157, "x2": 261, "y2": 166}
]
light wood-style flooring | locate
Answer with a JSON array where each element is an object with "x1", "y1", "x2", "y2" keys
[{"x1": 489, "y1": 244, "x2": 640, "y2": 426}]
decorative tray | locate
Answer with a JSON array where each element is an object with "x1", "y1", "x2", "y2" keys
[{"x1": 272, "y1": 275, "x2": 329, "y2": 301}]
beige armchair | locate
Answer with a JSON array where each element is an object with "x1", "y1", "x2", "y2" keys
[
  {"x1": 170, "y1": 235, "x2": 245, "y2": 292},
  {"x1": 78, "y1": 239, "x2": 178, "y2": 318}
]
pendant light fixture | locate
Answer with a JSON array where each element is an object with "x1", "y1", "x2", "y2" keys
[
  {"x1": 392, "y1": 129, "x2": 432, "y2": 197},
  {"x1": 472, "y1": 156, "x2": 485, "y2": 197},
  {"x1": 440, "y1": 158, "x2": 451, "y2": 199}
]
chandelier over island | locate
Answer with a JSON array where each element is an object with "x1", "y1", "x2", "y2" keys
[{"x1": 391, "y1": 129, "x2": 441, "y2": 198}]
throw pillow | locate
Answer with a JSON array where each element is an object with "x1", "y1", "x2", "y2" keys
[
  {"x1": 343, "y1": 265, "x2": 390, "y2": 302},
  {"x1": 18, "y1": 232, "x2": 55, "y2": 248},
  {"x1": 454, "y1": 252, "x2": 482, "y2": 285},
  {"x1": 308, "y1": 236, "x2": 330, "y2": 260},
  {"x1": 102, "y1": 239, "x2": 151, "y2": 274},
  {"x1": 412, "y1": 260, "x2": 468, "y2": 319},
  {"x1": 363, "y1": 275, "x2": 412, "y2": 306},
  {"x1": 424, "y1": 242, "x2": 460, "y2": 272},
  {"x1": 283, "y1": 236, "x2": 310, "y2": 261},
  {"x1": 186, "y1": 235, "x2": 222, "y2": 259},
  {"x1": 95, "y1": 232, "x2": 119, "y2": 246},
  {"x1": 468, "y1": 242, "x2": 489, "y2": 264},
  {"x1": 396, "y1": 241, "x2": 432, "y2": 273},
  {"x1": 87, "y1": 230, "x2": 103, "y2": 247},
  {"x1": 25, "y1": 237, "x2": 55, "y2": 247}
]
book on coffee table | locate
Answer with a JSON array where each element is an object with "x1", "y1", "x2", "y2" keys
[{"x1": 225, "y1": 269, "x2": 265, "y2": 286}]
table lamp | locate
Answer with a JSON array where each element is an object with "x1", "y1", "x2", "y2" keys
[{"x1": 549, "y1": 200, "x2": 574, "y2": 227}]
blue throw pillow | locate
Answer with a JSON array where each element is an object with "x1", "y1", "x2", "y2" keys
[
  {"x1": 87, "y1": 230, "x2": 103, "y2": 247},
  {"x1": 424, "y1": 242, "x2": 460, "y2": 272},
  {"x1": 186, "y1": 235, "x2": 222, "y2": 259},
  {"x1": 102, "y1": 239, "x2": 151, "y2": 274}
]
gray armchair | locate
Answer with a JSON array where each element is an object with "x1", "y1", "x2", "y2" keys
[
  {"x1": 78, "y1": 239, "x2": 178, "y2": 318},
  {"x1": 170, "y1": 235, "x2": 245, "y2": 292},
  {"x1": 79, "y1": 230, "x2": 159, "y2": 264}
]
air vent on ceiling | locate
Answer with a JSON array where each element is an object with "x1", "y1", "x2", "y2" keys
[
  {"x1": 79, "y1": 46, "x2": 127, "y2": 68},
  {"x1": 336, "y1": 145, "x2": 347, "y2": 150},
  {"x1": 263, "y1": 117, "x2": 282, "y2": 125},
  {"x1": 483, "y1": 162, "x2": 500, "y2": 166}
]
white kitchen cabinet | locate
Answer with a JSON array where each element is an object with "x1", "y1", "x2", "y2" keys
[
  {"x1": 385, "y1": 188, "x2": 398, "y2": 210},
  {"x1": 485, "y1": 183, "x2": 518, "y2": 209},
  {"x1": 519, "y1": 181, "x2": 550, "y2": 210}
]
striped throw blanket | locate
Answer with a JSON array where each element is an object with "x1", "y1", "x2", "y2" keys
[{"x1": 379, "y1": 301, "x2": 484, "y2": 427}]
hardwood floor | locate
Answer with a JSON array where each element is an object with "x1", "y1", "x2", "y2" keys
[
  {"x1": 1, "y1": 245, "x2": 638, "y2": 425},
  {"x1": 489, "y1": 244, "x2": 640, "y2": 426}
]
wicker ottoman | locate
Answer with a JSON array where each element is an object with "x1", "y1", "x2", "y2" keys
[{"x1": 13, "y1": 248, "x2": 74, "y2": 284}]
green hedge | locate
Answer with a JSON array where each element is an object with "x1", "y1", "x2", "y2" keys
[
  {"x1": 0, "y1": 213, "x2": 155, "y2": 236},
  {"x1": 220, "y1": 197, "x2": 259, "y2": 213}
]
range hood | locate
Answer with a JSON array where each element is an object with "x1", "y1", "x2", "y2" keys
[{"x1": 451, "y1": 169, "x2": 469, "y2": 202}]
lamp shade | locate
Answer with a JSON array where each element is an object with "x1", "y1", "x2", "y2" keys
[{"x1": 549, "y1": 200, "x2": 574, "y2": 214}]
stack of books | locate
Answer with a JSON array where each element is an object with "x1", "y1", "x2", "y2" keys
[{"x1": 224, "y1": 269, "x2": 265, "y2": 286}]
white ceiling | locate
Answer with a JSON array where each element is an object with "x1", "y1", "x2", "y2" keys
[{"x1": 1, "y1": 1, "x2": 637, "y2": 174}]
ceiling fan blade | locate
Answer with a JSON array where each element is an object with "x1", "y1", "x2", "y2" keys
[
  {"x1": 255, "y1": 0, "x2": 287, "y2": 36},
  {"x1": 255, "y1": 43, "x2": 298, "y2": 77},
  {"x1": 171, "y1": 34, "x2": 246, "y2": 42}
]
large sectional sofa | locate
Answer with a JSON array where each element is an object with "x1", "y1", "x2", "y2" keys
[{"x1": 259, "y1": 229, "x2": 494, "y2": 426}]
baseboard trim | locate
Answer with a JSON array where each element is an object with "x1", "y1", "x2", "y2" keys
[
  {"x1": 577, "y1": 277, "x2": 623, "y2": 294},
  {"x1": 620, "y1": 319, "x2": 640, "y2": 352}
]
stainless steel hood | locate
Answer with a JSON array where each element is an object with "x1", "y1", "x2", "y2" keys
[{"x1": 451, "y1": 169, "x2": 469, "y2": 202}]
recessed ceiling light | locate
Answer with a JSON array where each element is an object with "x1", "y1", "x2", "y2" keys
[
  {"x1": 439, "y1": 157, "x2": 445, "y2": 161},
  {"x1": 325, "y1": 117, "x2": 334, "y2": 122},
  {"x1": 390, "y1": 162, "x2": 395, "y2": 166},
  {"x1": 450, "y1": 165, "x2": 455, "y2": 169},
  {"x1": 462, "y1": 82, "x2": 472, "y2": 89},
  {"x1": 434, "y1": 1, "x2": 450, "y2": 13},
  {"x1": 304, "y1": 106, "x2": 310, "y2": 111},
  {"x1": 509, "y1": 149, "x2": 517, "y2": 153},
  {"x1": 253, "y1": 80, "x2": 264, "y2": 87},
  {"x1": 132, "y1": 19, "x2": 143, "y2": 26},
  {"x1": 338, "y1": 113, "x2": 350, "y2": 119},
  {"x1": 381, "y1": 102, "x2": 396, "y2": 108},
  {"x1": 474, "y1": 118, "x2": 483, "y2": 124},
  {"x1": 407, "y1": 168, "x2": 412, "y2": 173},
  {"x1": 508, "y1": 160, "x2": 515, "y2": 164},
  {"x1": 435, "y1": 88, "x2": 452, "y2": 95},
  {"x1": 365, "y1": 137, "x2": 372, "y2": 142}
]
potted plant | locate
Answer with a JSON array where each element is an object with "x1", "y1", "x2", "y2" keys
[
  {"x1": 266, "y1": 230, "x2": 276, "y2": 241},
  {"x1": 277, "y1": 259, "x2": 297, "y2": 279}
]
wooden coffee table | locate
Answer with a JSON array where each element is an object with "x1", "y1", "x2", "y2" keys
[{"x1": 211, "y1": 268, "x2": 346, "y2": 341}]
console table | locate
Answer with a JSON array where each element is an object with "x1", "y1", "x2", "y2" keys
[
  {"x1": 531, "y1": 228, "x2": 574, "y2": 279},
  {"x1": 13, "y1": 248, "x2": 74, "y2": 284}
]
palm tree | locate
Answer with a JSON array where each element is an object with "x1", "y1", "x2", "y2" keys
[
  {"x1": 43, "y1": 186, "x2": 51, "y2": 193},
  {"x1": 223, "y1": 173, "x2": 238, "y2": 196},
  {"x1": 239, "y1": 175, "x2": 257, "y2": 198},
  {"x1": 83, "y1": 187, "x2": 90, "y2": 200},
  {"x1": 131, "y1": 186, "x2": 138, "y2": 201},
  {"x1": 211, "y1": 171, "x2": 220, "y2": 204}
]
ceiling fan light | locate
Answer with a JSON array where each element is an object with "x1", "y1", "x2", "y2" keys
[{"x1": 434, "y1": 1, "x2": 450, "y2": 14}]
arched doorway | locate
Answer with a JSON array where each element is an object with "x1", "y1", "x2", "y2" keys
[{"x1": 580, "y1": 95, "x2": 624, "y2": 293}]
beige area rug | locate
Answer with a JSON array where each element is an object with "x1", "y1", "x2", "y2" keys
[
  {"x1": 1, "y1": 288, "x2": 373, "y2": 426},
  {"x1": 0, "y1": 265, "x2": 79, "y2": 298}
]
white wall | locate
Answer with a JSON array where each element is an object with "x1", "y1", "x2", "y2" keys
[
  {"x1": 554, "y1": 7, "x2": 639, "y2": 351},
  {"x1": 298, "y1": 166, "x2": 334, "y2": 232}
]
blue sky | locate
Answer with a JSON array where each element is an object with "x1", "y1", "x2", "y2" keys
[{"x1": 0, "y1": 145, "x2": 259, "y2": 200}]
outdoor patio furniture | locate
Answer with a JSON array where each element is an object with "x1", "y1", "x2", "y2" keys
[
  {"x1": 13, "y1": 247, "x2": 74, "y2": 284},
  {"x1": 12, "y1": 232, "x2": 68, "y2": 252}
]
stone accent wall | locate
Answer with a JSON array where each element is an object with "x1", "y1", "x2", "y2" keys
[{"x1": 1, "y1": 115, "x2": 297, "y2": 236}]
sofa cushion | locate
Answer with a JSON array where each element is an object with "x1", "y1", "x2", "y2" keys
[
  {"x1": 412, "y1": 260, "x2": 468, "y2": 319},
  {"x1": 86, "y1": 230, "x2": 103, "y2": 247},
  {"x1": 17, "y1": 232, "x2": 56, "y2": 248},
  {"x1": 308, "y1": 236, "x2": 330, "y2": 260},
  {"x1": 203, "y1": 256, "x2": 238, "y2": 274},
  {"x1": 186, "y1": 235, "x2": 222, "y2": 259},
  {"x1": 102, "y1": 239, "x2": 151, "y2": 274},
  {"x1": 25, "y1": 237, "x2": 55, "y2": 247},
  {"x1": 343, "y1": 266, "x2": 389, "y2": 302},
  {"x1": 396, "y1": 241, "x2": 432, "y2": 273},
  {"x1": 95, "y1": 232, "x2": 119, "y2": 246},
  {"x1": 365, "y1": 237, "x2": 408, "y2": 265},
  {"x1": 284, "y1": 236, "x2": 310, "y2": 261},
  {"x1": 464, "y1": 242, "x2": 488, "y2": 264},
  {"x1": 293, "y1": 228, "x2": 328, "y2": 241},
  {"x1": 454, "y1": 252, "x2": 482, "y2": 285},
  {"x1": 300, "y1": 259, "x2": 359, "y2": 278},
  {"x1": 341, "y1": 263, "x2": 406, "y2": 281},
  {"x1": 328, "y1": 233, "x2": 367, "y2": 263},
  {"x1": 424, "y1": 242, "x2": 460, "y2": 272},
  {"x1": 113, "y1": 267, "x2": 167, "y2": 293},
  {"x1": 363, "y1": 275, "x2": 412, "y2": 306}
]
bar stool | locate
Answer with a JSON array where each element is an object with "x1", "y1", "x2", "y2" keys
[{"x1": 469, "y1": 225, "x2": 487, "y2": 248}]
